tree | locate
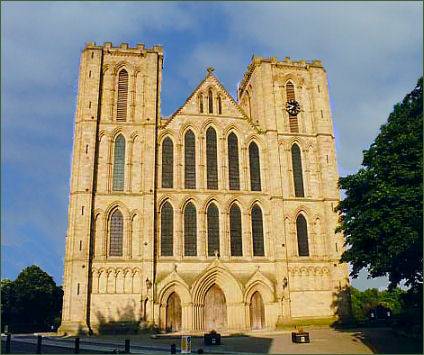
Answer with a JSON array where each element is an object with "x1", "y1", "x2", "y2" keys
[
  {"x1": 336, "y1": 77, "x2": 423, "y2": 289},
  {"x1": 1, "y1": 265, "x2": 63, "y2": 332}
]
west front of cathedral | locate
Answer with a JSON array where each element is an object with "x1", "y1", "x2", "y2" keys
[{"x1": 59, "y1": 42, "x2": 350, "y2": 335}]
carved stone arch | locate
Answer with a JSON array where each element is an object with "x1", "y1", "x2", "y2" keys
[
  {"x1": 180, "y1": 196, "x2": 200, "y2": 212},
  {"x1": 157, "y1": 276, "x2": 191, "y2": 331},
  {"x1": 130, "y1": 209, "x2": 142, "y2": 220},
  {"x1": 225, "y1": 198, "x2": 243, "y2": 214},
  {"x1": 191, "y1": 264, "x2": 244, "y2": 305},
  {"x1": 300, "y1": 267, "x2": 308, "y2": 276},
  {"x1": 293, "y1": 206, "x2": 312, "y2": 221},
  {"x1": 201, "y1": 196, "x2": 220, "y2": 214},
  {"x1": 132, "y1": 266, "x2": 142, "y2": 274},
  {"x1": 315, "y1": 267, "x2": 323, "y2": 276},
  {"x1": 102, "y1": 64, "x2": 110, "y2": 75},
  {"x1": 98, "y1": 130, "x2": 108, "y2": 142},
  {"x1": 158, "y1": 130, "x2": 177, "y2": 145},
  {"x1": 282, "y1": 73, "x2": 304, "y2": 88},
  {"x1": 158, "y1": 196, "x2": 176, "y2": 210},
  {"x1": 244, "y1": 274, "x2": 275, "y2": 304},
  {"x1": 157, "y1": 278, "x2": 191, "y2": 306},
  {"x1": 245, "y1": 134, "x2": 265, "y2": 151},
  {"x1": 105, "y1": 201, "x2": 130, "y2": 220},
  {"x1": 247, "y1": 198, "x2": 265, "y2": 212},
  {"x1": 93, "y1": 209, "x2": 103, "y2": 220},
  {"x1": 130, "y1": 132, "x2": 140, "y2": 143},
  {"x1": 286, "y1": 137, "x2": 306, "y2": 152},
  {"x1": 222, "y1": 124, "x2": 241, "y2": 140},
  {"x1": 201, "y1": 120, "x2": 220, "y2": 133},
  {"x1": 114, "y1": 62, "x2": 132, "y2": 76},
  {"x1": 179, "y1": 124, "x2": 198, "y2": 142},
  {"x1": 111, "y1": 127, "x2": 126, "y2": 142}
]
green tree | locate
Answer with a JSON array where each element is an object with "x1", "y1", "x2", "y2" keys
[
  {"x1": 1, "y1": 265, "x2": 63, "y2": 332},
  {"x1": 336, "y1": 77, "x2": 423, "y2": 289},
  {"x1": 349, "y1": 286, "x2": 406, "y2": 322}
]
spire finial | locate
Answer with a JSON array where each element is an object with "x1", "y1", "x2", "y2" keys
[{"x1": 207, "y1": 67, "x2": 214, "y2": 74}]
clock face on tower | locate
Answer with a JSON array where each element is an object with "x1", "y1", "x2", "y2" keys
[{"x1": 286, "y1": 99, "x2": 301, "y2": 116}]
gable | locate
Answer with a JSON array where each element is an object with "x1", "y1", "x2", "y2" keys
[{"x1": 169, "y1": 70, "x2": 246, "y2": 120}]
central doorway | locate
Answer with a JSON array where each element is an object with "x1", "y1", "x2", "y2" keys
[
  {"x1": 203, "y1": 284, "x2": 227, "y2": 331},
  {"x1": 166, "y1": 292, "x2": 182, "y2": 332}
]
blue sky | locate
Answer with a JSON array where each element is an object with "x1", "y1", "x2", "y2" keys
[{"x1": 1, "y1": 1, "x2": 422, "y2": 290}]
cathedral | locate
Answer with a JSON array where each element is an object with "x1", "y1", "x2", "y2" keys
[{"x1": 59, "y1": 42, "x2": 350, "y2": 335}]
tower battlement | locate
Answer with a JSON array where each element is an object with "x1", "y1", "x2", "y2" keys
[
  {"x1": 238, "y1": 55, "x2": 323, "y2": 99},
  {"x1": 84, "y1": 41, "x2": 163, "y2": 56}
]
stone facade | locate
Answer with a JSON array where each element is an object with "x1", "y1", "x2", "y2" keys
[{"x1": 59, "y1": 42, "x2": 350, "y2": 335}]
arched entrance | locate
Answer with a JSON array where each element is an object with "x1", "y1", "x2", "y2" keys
[
  {"x1": 166, "y1": 292, "x2": 182, "y2": 332},
  {"x1": 204, "y1": 285, "x2": 227, "y2": 331},
  {"x1": 250, "y1": 291, "x2": 265, "y2": 330}
]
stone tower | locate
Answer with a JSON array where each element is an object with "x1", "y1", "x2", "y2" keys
[
  {"x1": 59, "y1": 43, "x2": 349, "y2": 335},
  {"x1": 59, "y1": 42, "x2": 163, "y2": 334}
]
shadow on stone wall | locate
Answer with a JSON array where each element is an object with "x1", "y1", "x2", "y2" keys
[{"x1": 93, "y1": 304, "x2": 159, "y2": 335}]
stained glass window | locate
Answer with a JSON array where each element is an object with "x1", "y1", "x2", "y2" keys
[
  {"x1": 251, "y1": 204, "x2": 264, "y2": 256},
  {"x1": 207, "y1": 203, "x2": 220, "y2": 256},
  {"x1": 206, "y1": 127, "x2": 218, "y2": 190},
  {"x1": 112, "y1": 135, "x2": 125, "y2": 191},
  {"x1": 291, "y1": 144, "x2": 304, "y2": 197},
  {"x1": 296, "y1": 214, "x2": 309, "y2": 256},
  {"x1": 184, "y1": 202, "x2": 197, "y2": 256},
  {"x1": 161, "y1": 202, "x2": 173, "y2": 256},
  {"x1": 230, "y1": 204, "x2": 242, "y2": 256},
  {"x1": 249, "y1": 142, "x2": 261, "y2": 191},
  {"x1": 109, "y1": 209, "x2": 123, "y2": 256},
  {"x1": 228, "y1": 133, "x2": 240, "y2": 190},
  {"x1": 184, "y1": 130, "x2": 196, "y2": 189},
  {"x1": 162, "y1": 137, "x2": 173, "y2": 188}
]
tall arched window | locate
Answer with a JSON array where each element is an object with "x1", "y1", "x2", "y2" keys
[
  {"x1": 207, "y1": 203, "x2": 220, "y2": 256},
  {"x1": 112, "y1": 135, "x2": 125, "y2": 191},
  {"x1": 228, "y1": 133, "x2": 240, "y2": 190},
  {"x1": 286, "y1": 81, "x2": 298, "y2": 133},
  {"x1": 162, "y1": 137, "x2": 174, "y2": 188},
  {"x1": 230, "y1": 204, "x2": 242, "y2": 256},
  {"x1": 296, "y1": 214, "x2": 309, "y2": 256},
  {"x1": 116, "y1": 69, "x2": 128, "y2": 121},
  {"x1": 208, "y1": 89, "x2": 213, "y2": 114},
  {"x1": 184, "y1": 130, "x2": 196, "y2": 189},
  {"x1": 199, "y1": 93, "x2": 204, "y2": 113},
  {"x1": 184, "y1": 202, "x2": 197, "y2": 256},
  {"x1": 109, "y1": 209, "x2": 123, "y2": 256},
  {"x1": 249, "y1": 142, "x2": 261, "y2": 191},
  {"x1": 160, "y1": 202, "x2": 173, "y2": 256},
  {"x1": 291, "y1": 144, "x2": 304, "y2": 197},
  {"x1": 206, "y1": 127, "x2": 218, "y2": 190},
  {"x1": 251, "y1": 204, "x2": 264, "y2": 256},
  {"x1": 217, "y1": 95, "x2": 222, "y2": 115}
]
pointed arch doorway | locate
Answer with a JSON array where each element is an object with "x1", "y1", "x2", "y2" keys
[
  {"x1": 166, "y1": 292, "x2": 182, "y2": 332},
  {"x1": 203, "y1": 285, "x2": 227, "y2": 331},
  {"x1": 250, "y1": 291, "x2": 265, "y2": 330}
]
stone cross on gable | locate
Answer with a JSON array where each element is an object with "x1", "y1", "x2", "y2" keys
[{"x1": 207, "y1": 67, "x2": 215, "y2": 74}]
